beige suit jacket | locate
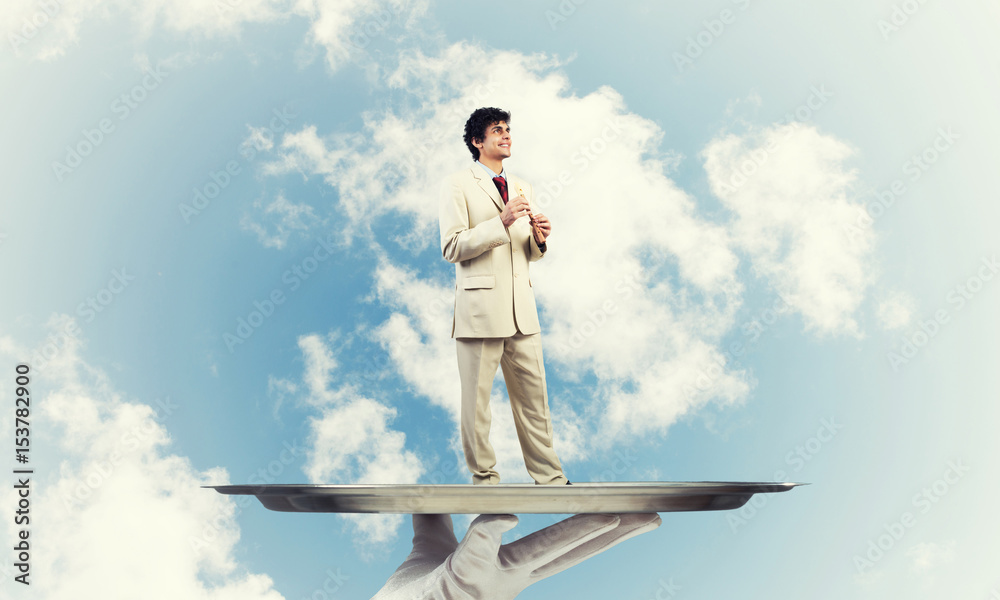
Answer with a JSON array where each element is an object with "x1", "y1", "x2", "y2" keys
[{"x1": 440, "y1": 165, "x2": 546, "y2": 339}]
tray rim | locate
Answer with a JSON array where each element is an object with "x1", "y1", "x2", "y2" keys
[{"x1": 203, "y1": 482, "x2": 806, "y2": 514}]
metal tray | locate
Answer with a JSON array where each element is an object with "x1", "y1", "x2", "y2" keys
[{"x1": 206, "y1": 482, "x2": 803, "y2": 514}]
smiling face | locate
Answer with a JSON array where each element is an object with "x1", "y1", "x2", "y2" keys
[{"x1": 474, "y1": 121, "x2": 512, "y2": 165}]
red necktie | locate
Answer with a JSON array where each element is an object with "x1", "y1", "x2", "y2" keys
[{"x1": 492, "y1": 176, "x2": 508, "y2": 204}]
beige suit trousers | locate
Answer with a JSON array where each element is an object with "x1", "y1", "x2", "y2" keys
[{"x1": 456, "y1": 332, "x2": 567, "y2": 485}]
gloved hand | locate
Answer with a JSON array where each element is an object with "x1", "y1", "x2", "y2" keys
[{"x1": 372, "y1": 512, "x2": 661, "y2": 599}]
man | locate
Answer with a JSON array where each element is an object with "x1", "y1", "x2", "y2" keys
[{"x1": 439, "y1": 107, "x2": 569, "y2": 485}]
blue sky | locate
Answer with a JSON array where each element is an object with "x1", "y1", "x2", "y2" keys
[{"x1": 1, "y1": 0, "x2": 999, "y2": 598}]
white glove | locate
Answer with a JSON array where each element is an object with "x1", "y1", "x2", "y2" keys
[{"x1": 372, "y1": 512, "x2": 661, "y2": 600}]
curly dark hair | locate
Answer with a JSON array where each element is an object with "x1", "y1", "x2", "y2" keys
[{"x1": 463, "y1": 107, "x2": 511, "y2": 161}]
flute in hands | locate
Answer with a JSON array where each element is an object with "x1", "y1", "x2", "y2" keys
[{"x1": 518, "y1": 185, "x2": 546, "y2": 245}]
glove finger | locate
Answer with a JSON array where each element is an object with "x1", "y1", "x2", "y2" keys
[
  {"x1": 528, "y1": 513, "x2": 661, "y2": 580},
  {"x1": 449, "y1": 514, "x2": 519, "y2": 578},
  {"x1": 498, "y1": 513, "x2": 620, "y2": 570},
  {"x1": 409, "y1": 514, "x2": 458, "y2": 562}
]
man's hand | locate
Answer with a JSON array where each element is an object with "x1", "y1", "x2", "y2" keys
[
  {"x1": 371, "y1": 513, "x2": 661, "y2": 600},
  {"x1": 530, "y1": 213, "x2": 551, "y2": 245},
  {"x1": 500, "y1": 195, "x2": 532, "y2": 227},
  {"x1": 531, "y1": 213, "x2": 551, "y2": 237}
]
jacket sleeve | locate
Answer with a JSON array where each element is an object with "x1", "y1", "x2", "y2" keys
[
  {"x1": 440, "y1": 177, "x2": 509, "y2": 264},
  {"x1": 525, "y1": 181, "x2": 547, "y2": 262}
]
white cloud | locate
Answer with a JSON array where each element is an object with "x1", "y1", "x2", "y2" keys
[
  {"x1": 298, "y1": 331, "x2": 340, "y2": 403},
  {"x1": 370, "y1": 260, "x2": 456, "y2": 417},
  {"x1": 244, "y1": 124, "x2": 278, "y2": 154},
  {"x1": 877, "y1": 290, "x2": 916, "y2": 330},
  {"x1": 703, "y1": 122, "x2": 875, "y2": 337},
  {"x1": 2, "y1": 0, "x2": 290, "y2": 61},
  {"x1": 2, "y1": 0, "x2": 427, "y2": 67},
  {"x1": 906, "y1": 541, "x2": 956, "y2": 573},
  {"x1": 285, "y1": 332, "x2": 425, "y2": 543},
  {"x1": 305, "y1": 398, "x2": 418, "y2": 483},
  {"x1": 267, "y1": 374, "x2": 297, "y2": 419},
  {"x1": 292, "y1": 0, "x2": 429, "y2": 72},
  {"x1": 241, "y1": 191, "x2": 321, "y2": 249},
  {"x1": 0, "y1": 319, "x2": 284, "y2": 598}
]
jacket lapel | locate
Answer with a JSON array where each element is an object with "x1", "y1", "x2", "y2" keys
[{"x1": 472, "y1": 165, "x2": 506, "y2": 213}]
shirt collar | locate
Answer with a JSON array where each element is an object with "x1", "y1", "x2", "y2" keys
[{"x1": 476, "y1": 160, "x2": 505, "y2": 181}]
